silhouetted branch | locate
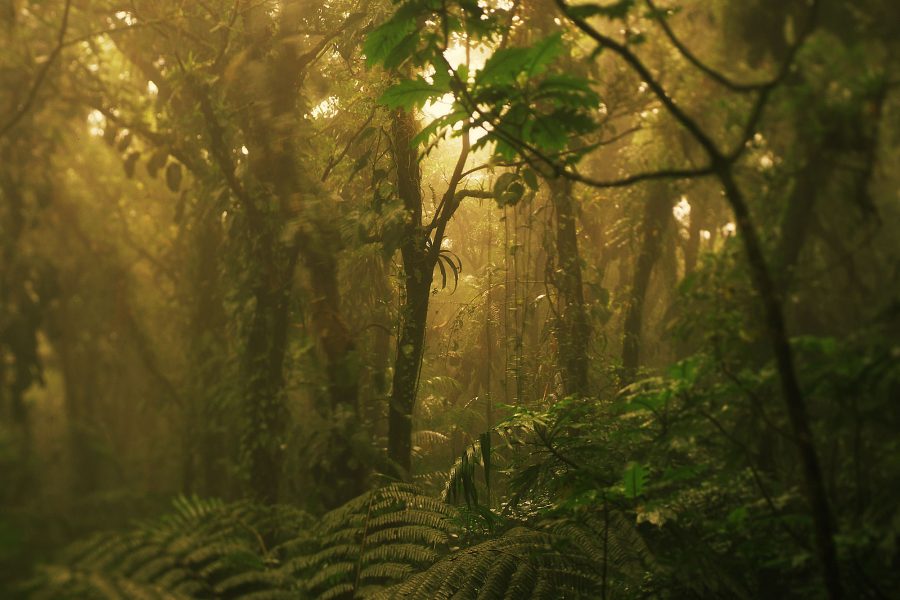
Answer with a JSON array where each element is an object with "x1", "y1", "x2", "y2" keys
[
  {"x1": 0, "y1": 0, "x2": 73, "y2": 138},
  {"x1": 565, "y1": 164, "x2": 714, "y2": 188},
  {"x1": 645, "y1": 0, "x2": 771, "y2": 93}
]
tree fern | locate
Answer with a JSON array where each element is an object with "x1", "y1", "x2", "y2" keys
[
  {"x1": 443, "y1": 434, "x2": 491, "y2": 507},
  {"x1": 26, "y1": 484, "x2": 461, "y2": 600},
  {"x1": 284, "y1": 483, "x2": 461, "y2": 599},
  {"x1": 374, "y1": 512, "x2": 650, "y2": 599},
  {"x1": 27, "y1": 496, "x2": 309, "y2": 599},
  {"x1": 26, "y1": 474, "x2": 655, "y2": 600}
]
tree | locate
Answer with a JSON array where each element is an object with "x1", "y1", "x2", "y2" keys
[{"x1": 366, "y1": 0, "x2": 848, "y2": 594}]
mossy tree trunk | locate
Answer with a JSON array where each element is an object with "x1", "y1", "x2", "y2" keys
[{"x1": 549, "y1": 179, "x2": 590, "y2": 396}]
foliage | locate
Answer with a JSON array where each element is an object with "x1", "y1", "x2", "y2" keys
[
  {"x1": 2, "y1": 0, "x2": 899, "y2": 597},
  {"x1": 26, "y1": 484, "x2": 460, "y2": 599},
  {"x1": 366, "y1": 1, "x2": 600, "y2": 161},
  {"x1": 25, "y1": 482, "x2": 655, "y2": 599}
]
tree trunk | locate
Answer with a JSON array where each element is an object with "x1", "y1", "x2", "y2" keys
[
  {"x1": 388, "y1": 270, "x2": 432, "y2": 476},
  {"x1": 364, "y1": 261, "x2": 393, "y2": 438},
  {"x1": 683, "y1": 198, "x2": 705, "y2": 276},
  {"x1": 51, "y1": 306, "x2": 101, "y2": 496},
  {"x1": 775, "y1": 153, "x2": 822, "y2": 291},
  {"x1": 185, "y1": 212, "x2": 229, "y2": 496},
  {"x1": 304, "y1": 244, "x2": 368, "y2": 507},
  {"x1": 549, "y1": 179, "x2": 590, "y2": 396},
  {"x1": 221, "y1": 6, "x2": 365, "y2": 501},
  {"x1": 0, "y1": 171, "x2": 33, "y2": 455},
  {"x1": 387, "y1": 108, "x2": 432, "y2": 476},
  {"x1": 241, "y1": 268, "x2": 292, "y2": 504},
  {"x1": 622, "y1": 187, "x2": 672, "y2": 382},
  {"x1": 718, "y1": 167, "x2": 842, "y2": 600}
]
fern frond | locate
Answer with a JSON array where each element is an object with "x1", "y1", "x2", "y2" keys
[
  {"x1": 30, "y1": 484, "x2": 465, "y2": 599},
  {"x1": 27, "y1": 495, "x2": 312, "y2": 599},
  {"x1": 375, "y1": 513, "x2": 648, "y2": 599},
  {"x1": 291, "y1": 483, "x2": 460, "y2": 598}
]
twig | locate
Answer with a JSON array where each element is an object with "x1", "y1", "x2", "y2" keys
[{"x1": 0, "y1": 0, "x2": 73, "y2": 138}]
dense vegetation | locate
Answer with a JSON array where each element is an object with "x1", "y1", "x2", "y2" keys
[{"x1": 1, "y1": 0, "x2": 898, "y2": 597}]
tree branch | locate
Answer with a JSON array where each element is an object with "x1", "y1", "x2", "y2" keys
[
  {"x1": 0, "y1": 0, "x2": 73, "y2": 138},
  {"x1": 555, "y1": 0, "x2": 724, "y2": 162},
  {"x1": 321, "y1": 106, "x2": 377, "y2": 181},
  {"x1": 565, "y1": 164, "x2": 714, "y2": 188},
  {"x1": 645, "y1": 0, "x2": 771, "y2": 93}
]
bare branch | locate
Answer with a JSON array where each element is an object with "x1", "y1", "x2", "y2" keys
[
  {"x1": 321, "y1": 106, "x2": 377, "y2": 181},
  {"x1": 556, "y1": 0, "x2": 724, "y2": 163},
  {"x1": 0, "y1": 0, "x2": 73, "y2": 138},
  {"x1": 565, "y1": 164, "x2": 714, "y2": 188},
  {"x1": 427, "y1": 127, "x2": 472, "y2": 256},
  {"x1": 455, "y1": 189, "x2": 493, "y2": 200},
  {"x1": 645, "y1": 0, "x2": 770, "y2": 93}
]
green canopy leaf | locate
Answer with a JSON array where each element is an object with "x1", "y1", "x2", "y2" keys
[{"x1": 623, "y1": 462, "x2": 647, "y2": 499}]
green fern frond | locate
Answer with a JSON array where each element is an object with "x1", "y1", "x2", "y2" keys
[
  {"x1": 27, "y1": 495, "x2": 313, "y2": 599},
  {"x1": 412, "y1": 430, "x2": 450, "y2": 447},
  {"x1": 443, "y1": 438, "x2": 485, "y2": 506},
  {"x1": 292, "y1": 483, "x2": 461, "y2": 599},
  {"x1": 375, "y1": 513, "x2": 648, "y2": 599}
]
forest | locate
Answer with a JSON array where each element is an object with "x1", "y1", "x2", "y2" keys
[{"x1": 1, "y1": 0, "x2": 899, "y2": 597}]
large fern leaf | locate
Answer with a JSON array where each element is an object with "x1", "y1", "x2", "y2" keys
[
  {"x1": 284, "y1": 483, "x2": 461, "y2": 599},
  {"x1": 374, "y1": 512, "x2": 650, "y2": 600}
]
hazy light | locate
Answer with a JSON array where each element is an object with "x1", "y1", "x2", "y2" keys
[
  {"x1": 310, "y1": 96, "x2": 339, "y2": 119},
  {"x1": 114, "y1": 11, "x2": 136, "y2": 26},
  {"x1": 421, "y1": 43, "x2": 490, "y2": 141},
  {"x1": 672, "y1": 195, "x2": 691, "y2": 227},
  {"x1": 147, "y1": 80, "x2": 158, "y2": 95},
  {"x1": 87, "y1": 109, "x2": 104, "y2": 137}
]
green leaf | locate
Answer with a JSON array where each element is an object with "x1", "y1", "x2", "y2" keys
[
  {"x1": 476, "y1": 46, "x2": 533, "y2": 86},
  {"x1": 383, "y1": 31, "x2": 420, "y2": 70},
  {"x1": 535, "y1": 74, "x2": 600, "y2": 108},
  {"x1": 475, "y1": 34, "x2": 564, "y2": 88},
  {"x1": 493, "y1": 172, "x2": 519, "y2": 197},
  {"x1": 123, "y1": 151, "x2": 140, "y2": 178},
  {"x1": 499, "y1": 182, "x2": 525, "y2": 207},
  {"x1": 350, "y1": 149, "x2": 373, "y2": 178},
  {"x1": 525, "y1": 33, "x2": 564, "y2": 78},
  {"x1": 411, "y1": 110, "x2": 466, "y2": 148},
  {"x1": 146, "y1": 148, "x2": 168, "y2": 178},
  {"x1": 378, "y1": 77, "x2": 447, "y2": 110},
  {"x1": 623, "y1": 462, "x2": 647, "y2": 499},
  {"x1": 529, "y1": 114, "x2": 568, "y2": 151},
  {"x1": 165, "y1": 162, "x2": 182, "y2": 192},
  {"x1": 479, "y1": 432, "x2": 491, "y2": 491},
  {"x1": 116, "y1": 131, "x2": 133, "y2": 152},
  {"x1": 364, "y1": 17, "x2": 416, "y2": 67},
  {"x1": 728, "y1": 506, "x2": 749, "y2": 527},
  {"x1": 521, "y1": 168, "x2": 539, "y2": 190}
]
